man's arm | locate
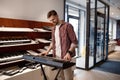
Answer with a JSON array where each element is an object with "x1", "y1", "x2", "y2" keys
[
  {"x1": 64, "y1": 43, "x2": 77, "y2": 61},
  {"x1": 68, "y1": 43, "x2": 77, "y2": 52},
  {"x1": 41, "y1": 42, "x2": 53, "y2": 55},
  {"x1": 64, "y1": 23, "x2": 78, "y2": 61}
]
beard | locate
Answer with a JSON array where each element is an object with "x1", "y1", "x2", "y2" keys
[{"x1": 53, "y1": 21, "x2": 59, "y2": 25}]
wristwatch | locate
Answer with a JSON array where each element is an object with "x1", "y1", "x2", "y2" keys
[{"x1": 67, "y1": 50, "x2": 73, "y2": 56}]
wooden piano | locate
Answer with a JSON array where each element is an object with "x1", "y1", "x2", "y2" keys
[{"x1": 0, "y1": 18, "x2": 53, "y2": 80}]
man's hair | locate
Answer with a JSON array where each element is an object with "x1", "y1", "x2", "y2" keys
[{"x1": 47, "y1": 10, "x2": 58, "y2": 18}]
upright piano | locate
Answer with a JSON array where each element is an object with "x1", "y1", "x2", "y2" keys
[
  {"x1": 0, "y1": 18, "x2": 52, "y2": 80},
  {"x1": 0, "y1": 18, "x2": 75, "y2": 80}
]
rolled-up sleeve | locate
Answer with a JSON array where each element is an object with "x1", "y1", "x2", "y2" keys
[{"x1": 67, "y1": 23, "x2": 78, "y2": 45}]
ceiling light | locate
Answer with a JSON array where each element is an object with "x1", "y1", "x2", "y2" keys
[{"x1": 111, "y1": 12, "x2": 114, "y2": 15}]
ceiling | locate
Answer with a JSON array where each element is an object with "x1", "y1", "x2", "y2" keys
[
  {"x1": 103, "y1": 0, "x2": 120, "y2": 20},
  {"x1": 68, "y1": 0, "x2": 120, "y2": 20}
]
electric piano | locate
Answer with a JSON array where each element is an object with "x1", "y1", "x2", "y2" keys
[
  {"x1": 23, "y1": 55, "x2": 75, "y2": 69},
  {"x1": 23, "y1": 55, "x2": 75, "y2": 80}
]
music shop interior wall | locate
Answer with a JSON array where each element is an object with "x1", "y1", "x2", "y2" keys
[{"x1": 0, "y1": 0, "x2": 64, "y2": 22}]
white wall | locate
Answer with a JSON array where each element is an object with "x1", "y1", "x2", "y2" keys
[
  {"x1": 0, "y1": 0, "x2": 64, "y2": 22},
  {"x1": 113, "y1": 20, "x2": 117, "y2": 39}
]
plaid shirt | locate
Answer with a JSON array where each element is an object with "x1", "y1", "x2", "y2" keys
[{"x1": 52, "y1": 22, "x2": 78, "y2": 59}]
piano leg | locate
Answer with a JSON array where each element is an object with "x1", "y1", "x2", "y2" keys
[
  {"x1": 40, "y1": 65, "x2": 62, "y2": 80},
  {"x1": 54, "y1": 69, "x2": 61, "y2": 80},
  {"x1": 40, "y1": 64, "x2": 47, "y2": 80}
]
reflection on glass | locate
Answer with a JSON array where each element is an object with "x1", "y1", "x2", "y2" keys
[
  {"x1": 69, "y1": 18, "x2": 78, "y2": 39},
  {"x1": 97, "y1": 1, "x2": 105, "y2": 14},
  {"x1": 89, "y1": 0, "x2": 95, "y2": 68},
  {"x1": 68, "y1": 6, "x2": 79, "y2": 17},
  {"x1": 89, "y1": 0, "x2": 109, "y2": 69},
  {"x1": 96, "y1": 16, "x2": 104, "y2": 62}
]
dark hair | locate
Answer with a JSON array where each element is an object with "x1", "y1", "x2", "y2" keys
[{"x1": 47, "y1": 10, "x2": 58, "y2": 18}]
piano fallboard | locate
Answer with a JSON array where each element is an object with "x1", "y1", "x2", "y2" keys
[{"x1": 23, "y1": 55, "x2": 75, "y2": 69}]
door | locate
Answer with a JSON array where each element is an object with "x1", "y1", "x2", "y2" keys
[
  {"x1": 93, "y1": 0, "x2": 109, "y2": 65},
  {"x1": 86, "y1": 0, "x2": 109, "y2": 70},
  {"x1": 96, "y1": 12, "x2": 105, "y2": 63}
]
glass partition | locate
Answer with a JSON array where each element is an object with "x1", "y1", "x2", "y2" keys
[
  {"x1": 65, "y1": 0, "x2": 86, "y2": 69},
  {"x1": 87, "y1": 0, "x2": 109, "y2": 69},
  {"x1": 65, "y1": 0, "x2": 109, "y2": 70}
]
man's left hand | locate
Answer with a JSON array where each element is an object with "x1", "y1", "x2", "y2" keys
[{"x1": 63, "y1": 53, "x2": 71, "y2": 61}]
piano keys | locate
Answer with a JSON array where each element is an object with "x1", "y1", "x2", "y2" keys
[
  {"x1": 0, "y1": 51, "x2": 27, "y2": 63},
  {"x1": 2, "y1": 67, "x2": 27, "y2": 76},
  {"x1": 23, "y1": 55, "x2": 75, "y2": 80},
  {"x1": 0, "y1": 36, "x2": 32, "y2": 46},
  {"x1": 0, "y1": 18, "x2": 53, "y2": 80},
  {"x1": 23, "y1": 55, "x2": 75, "y2": 69},
  {"x1": 0, "y1": 63, "x2": 44, "y2": 80}
]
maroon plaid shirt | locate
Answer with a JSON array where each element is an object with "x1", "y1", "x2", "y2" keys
[{"x1": 52, "y1": 22, "x2": 78, "y2": 59}]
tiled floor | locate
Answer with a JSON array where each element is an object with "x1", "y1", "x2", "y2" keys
[{"x1": 73, "y1": 51, "x2": 120, "y2": 80}]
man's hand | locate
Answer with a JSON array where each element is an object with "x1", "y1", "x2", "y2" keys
[
  {"x1": 63, "y1": 53, "x2": 71, "y2": 61},
  {"x1": 39, "y1": 51, "x2": 49, "y2": 56}
]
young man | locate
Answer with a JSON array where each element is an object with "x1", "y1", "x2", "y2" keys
[{"x1": 42, "y1": 10, "x2": 78, "y2": 80}]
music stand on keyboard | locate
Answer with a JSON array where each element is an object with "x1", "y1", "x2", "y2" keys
[{"x1": 23, "y1": 55, "x2": 75, "y2": 80}]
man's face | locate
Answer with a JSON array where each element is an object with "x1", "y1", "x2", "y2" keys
[{"x1": 48, "y1": 15, "x2": 59, "y2": 25}]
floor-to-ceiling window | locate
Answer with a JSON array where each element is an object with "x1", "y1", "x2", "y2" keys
[
  {"x1": 65, "y1": 0, "x2": 86, "y2": 69},
  {"x1": 65, "y1": 0, "x2": 109, "y2": 70},
  {"x1": 65, "y1": 1, "x2": 86, "y2": 57},
  {"x1": 86, "y1": 0, "x2": 109, "y2": 69}
]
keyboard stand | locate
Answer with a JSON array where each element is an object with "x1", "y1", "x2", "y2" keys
[
  {"x1": 54, "y1": 68, "x2": 61, "y2": 80},
  {"x1": 23, "y1": 55, "x2": 75, "y2": 80},
  {"x1": 40, "y1": 64, "x2": 62, "y2": 80},
  {"x1": 40, "y1": 64, "x2": 47, "y2": 80}
]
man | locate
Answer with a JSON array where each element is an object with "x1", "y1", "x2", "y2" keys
[{"x1": 42, "y1": 10, "x2": 78, "y2": 80}]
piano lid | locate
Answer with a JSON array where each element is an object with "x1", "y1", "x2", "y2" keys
[{"x1": 0, "y1": 27, "x2": 34, "y2": 32}]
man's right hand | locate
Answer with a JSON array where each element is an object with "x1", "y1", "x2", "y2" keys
[{"x1": 39, "y1": 51, "x2": 49, "y2": 56}]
